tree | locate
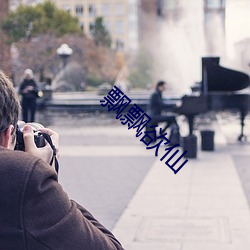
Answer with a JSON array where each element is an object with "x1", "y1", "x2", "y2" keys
[
  {"x1": 91, "y1": 17, "x2": 112, "y2": 47},
  {"x1": 128, "y1": 49, "x2": 153, "y2": 88},
  {"x1": 13, "y1": 33, "x2": 121, "y2": 90},
  {"x1": 1, "y1": 0, "x2": 80, "y2": 43},
  {"x1": 0, "y1": 0, "x2": 12, "y2": 75}
]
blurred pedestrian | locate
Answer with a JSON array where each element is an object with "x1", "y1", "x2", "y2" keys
[{"x1": 19, "y1": 69, "x2": 39, "y2": 122}]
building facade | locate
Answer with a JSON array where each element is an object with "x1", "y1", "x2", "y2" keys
[
  {"x1": 52, "y1": 0, "x2": 138, "y2": 51},
  {"x1": 9, "y1": 0, "x2": 44, "y2": 10},
  {"x1": 10, "y1": 0, "x2": 138, "y2": 51}
]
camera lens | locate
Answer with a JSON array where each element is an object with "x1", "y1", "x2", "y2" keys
[
  {"x1": 18, "y1": 122, "x2": 44, "y2": 131},
  {"x1": 14, "y1": 121, "x2": 46, "y2": 151}
]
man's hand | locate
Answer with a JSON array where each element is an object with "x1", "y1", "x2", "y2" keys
[{"x1": 22, "y1": 125, "x2": 59, "y2": 165}]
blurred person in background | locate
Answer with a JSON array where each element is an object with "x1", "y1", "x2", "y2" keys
[
  {"x1": 19, "y1": 69, "x2": 39, "y2": 123},
  {"x1": 147, "y1": 80, "x2": 180, "y2": 144}
]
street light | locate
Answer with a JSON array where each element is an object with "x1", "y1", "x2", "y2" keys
[{"x1": 56, "y1": 43, "x2": 73, "y2": 68}]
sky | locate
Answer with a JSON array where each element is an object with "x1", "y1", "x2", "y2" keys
[{"x1": 226, "y1": 0, "x2": 250, "y2": 58}]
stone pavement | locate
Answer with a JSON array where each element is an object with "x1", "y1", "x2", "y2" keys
[
  {"x1": 47, "y1": 121, "x2": 156, "y2": 230},
  {"x1": 111, "y1": 116, "x2": 250, "y2": 250},
  {"x1": 40, "y1": 110, "x2": 250, "y2": 250}
]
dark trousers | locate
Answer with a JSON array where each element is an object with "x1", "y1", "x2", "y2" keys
[
  {"x1": 151, "y1": 115, "x2": 178, "y2": 134},
  {"x1": 145, "y1": 115, "x2": 178, "y2": 143},
  {"x1": 22, "y1": 98, "x2": 37, "y2": 123}
]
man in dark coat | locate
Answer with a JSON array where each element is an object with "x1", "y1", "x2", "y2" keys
[
  {"x1": 0, "y1": 70, "x2": 124, "y2": 249},
  {"x1": 147, "y1": 80, "x2": 179, "y2": 142}
]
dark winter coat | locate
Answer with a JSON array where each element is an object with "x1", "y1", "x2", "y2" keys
[
  {"x1": 19, "y1": 79, "x2": 39, "y2": 99},
  {"x1": 0, "y1": 147, "x2": 124, "y2": 250},
  {"x1": 147, "y1": 89, "x2": 168, "y2": 116}
]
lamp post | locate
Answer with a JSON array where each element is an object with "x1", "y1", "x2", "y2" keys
[{"x1": 56, "y1": 43, "x2": 73, "y2": 68}]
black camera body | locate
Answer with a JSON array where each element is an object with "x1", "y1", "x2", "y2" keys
[{"x1": 14, "y1": 123, "x2": 46, "y2": 151}]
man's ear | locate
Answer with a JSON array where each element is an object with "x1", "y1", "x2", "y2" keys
[{"x1": 2, "y1": 125, "x2": 15, "y2": 149}]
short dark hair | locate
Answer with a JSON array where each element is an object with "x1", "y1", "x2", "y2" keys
[
  {"x1": 156, "y1": 80, "x2": 166, "y2": 90},
  {"x1": 0, "y1": 71, "x2": 20, "y2": 143}
]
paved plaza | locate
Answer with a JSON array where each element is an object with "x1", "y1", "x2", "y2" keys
[{"x1": 37, "y1": 110, "x2": 250, "y2": 249}]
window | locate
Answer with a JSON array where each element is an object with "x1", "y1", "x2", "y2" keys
[
  {"x1": 103, "y1": 20, "x2": 112, "y2": 32},
  {"x1": 114, "y1": 3, "x2": 125, "y2": 16},
  {"x1": 89, "y1": 22, "x2": 95, "y2": 33},
  {"x1": 102, "y1": 3, "x2": 111, "y2": 16},
  {"x1": 164, "y1": 0, "x2": 177, "y2": 10},
  {"x1": 89, "y1": 4, "x2": 96, "y2": 17},
  {"x1": 80, "y1": 22, "x2": 84, "y2": 32},
  {"x1": 115, "y1": 20, "x2": 124, "y2": 33},
  {"x1": 64, "y1": 5, "x2": 71, "y2": 13},
  {"x1": 75, "y1": 5, "x2": 84, "y2": 16},
  {"x1": 128, "y1": 3, "x2": 137, "y2": 16},
  {"x1": 128, "y1": 21, "x2": 136, "y2": 32},
  {"x1": 205, "y1": 0, "x2": 225, "y2": 9},
  {"x1": 116, "y1": 39, "x2": 124, "y2": 50}
]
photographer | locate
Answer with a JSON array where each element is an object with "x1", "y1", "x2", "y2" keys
[{"x1": 0, "y1": 71, "x2": 124, "y2": 249}]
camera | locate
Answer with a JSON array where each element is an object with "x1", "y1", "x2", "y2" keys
[{"x1": 14, "y1": 122, "x2": 46, "y2": 151}]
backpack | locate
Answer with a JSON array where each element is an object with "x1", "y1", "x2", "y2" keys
[{"x1": 169, "y1": 124, "x2": 180, "y2": 145}]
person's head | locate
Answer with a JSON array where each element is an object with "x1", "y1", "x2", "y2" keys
[
  {"x1": 0, "y1": 71, "x2": 20, "y2": 149},
  {"x1": 156, "y1": 80, "x2": 166, "y2": 92},
  {"x1": 24, "y1": 69, "x2": 33, "y2": 79}
]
